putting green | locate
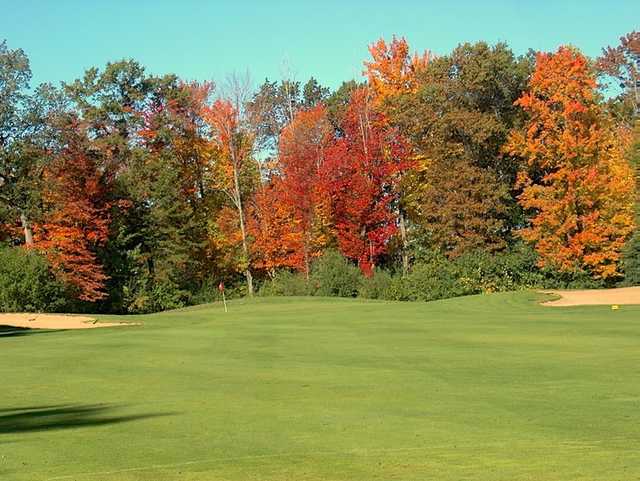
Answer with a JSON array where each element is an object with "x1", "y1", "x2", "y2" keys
[{"x1": 1, "y1": 292, "x2": 639, "y2": 480}]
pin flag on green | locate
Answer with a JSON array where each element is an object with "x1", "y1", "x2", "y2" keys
[{"x1": 219, "y1": 281, "x2": 227, "y2": 313}]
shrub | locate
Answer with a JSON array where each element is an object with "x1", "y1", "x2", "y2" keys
[
  {"x1": 0, "y1": 247, "x2": 69, "y2": 312},
  {"x1": 386, "y1": 251, "x2": 469, "y2": 301},
  {"x1": 358, "y1": 270, "x2": 393, "y2": 299},
  {"x1": 539, "y1": 268, "x2": 606, "y2": 289},
  {"x1": 258, "y1": 270, "x2": 314, "y2": 297},
  {"x1": 122, "y1": 276, "x2": 191, "y2": 314},
  {"x1": 453, "y1": 244, "x2": 543, "y2": 293},
  {"x1": 310, "y1": 249, "x2": 362, "y2": 297}
]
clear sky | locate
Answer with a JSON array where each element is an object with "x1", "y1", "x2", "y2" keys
[{"x1": 1, "y1": 0, "x2": 638, "y2": 90}]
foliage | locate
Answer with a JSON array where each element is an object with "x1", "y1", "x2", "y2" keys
[
  {"x1": 273, "y1": 105, "x2": 333, "y2": 274},
  {"x1": 453, "y1": 245, "x2": 543, "y2": 293},
  {"x1": 310, "y1": 249, "x2": 362, "y2": 297},
  {"x1": 247, "y1": 76, "x2": 330, "y2": 156},
  {"x1": 596, "y1": 31, "x2": 640, "y2": 119},
  {"x1": 384, "y1": 251, "x2": 467, "y2": 301},
  {"x1": 0, "y1": 246, "x2": 69, "y2": 312},
  {"x1": 0, "y1": 41, "x2": 60, "y2": 247},
  {"x1": 258, "y1": 270, "x2": 314, "y2": 297},
  {"x1": 322, "y1": 87, "x2": 410, "y2": 274},
  {"x1": 35, "y1": 125, "x2": 112, "y2": 301},
  {"x1": 364, "y1": 35, "x2": 431, "y2": 101},
  {"x1": 507, "y1": 46, "x2": 635, "y2": 280},
  {"x1": 2, "y1": 33, "x2": 640, "y2": 312},
  {"x1": 249, "y1": 180, "x2": 304, "y2": 276},
  {"x1": 621, "y1": 233, "x2": 640, "y2": 286},
  {"x1": 204, "y1": 94, "x2": 260, "y2": 295},
  {"x1": 325, "y1": 80, "x2": 361, "y2": 132},
  {"x1": 357, "y1": 269, "x2": 393, "y2": 299},
  {"x1": 387, "y1": 42, "x2": 532, "y2": 256}
]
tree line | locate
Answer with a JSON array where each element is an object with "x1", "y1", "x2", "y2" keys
[{"x1": 1, "y1": 32, "x2": 639, "y2": 313}]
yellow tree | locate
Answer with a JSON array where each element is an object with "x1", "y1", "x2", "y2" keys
[{"x1": 506, "y1": 46, "x2": 635, "y2": 279}]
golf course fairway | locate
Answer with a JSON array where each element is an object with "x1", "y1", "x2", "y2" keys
[{"x1": 1, "y1": 291, "x2": 638, "y2": 480}]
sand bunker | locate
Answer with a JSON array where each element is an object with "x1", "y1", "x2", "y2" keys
[
  {"x1": 0, "y1": 313, "x2": 135, "y2": 330},
  {"x1": 542, "y1": 286, "x2": 640, "y2": 306}
]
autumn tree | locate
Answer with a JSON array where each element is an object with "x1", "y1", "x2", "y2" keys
[
  {"x1": 114, "y1": 81, "x2": 216, "y2": 311},
  {"x1": 507, "y1": 46, "x2": 635, "y2": 279},
  {"x1": 0, "y1": 40, "x2": 33, "y2": 243},
  {"x1": 205, "y1": 93, "x2": 259, "y2": 295},
  {"x1": 322, "y1": 88, "x2": 409, "y2": 275},
  {"x1": 364, "y1": 35, "x2": 431, "y2": 102},
  {"x1": 364, "y1": 36, "x2": 431, "y2": 272},
  {"x1": 276, "y1": 105, "x2": 333, "y2": 275},
  {"x1": 387, "y1": 42, "x2": 531, "y2": 257},
  {"x1": 248, "y1": 180, "x2": 304, "y2": 277},
  {"x1": 325, "y1": 80, "x2": 362, "y2": 133},
  {"x1": 248, "y1": 105, "x2": 333, "y2": 278},
  {"x1": 36, "y1": 124, "x2": 111, "y2": 301}
]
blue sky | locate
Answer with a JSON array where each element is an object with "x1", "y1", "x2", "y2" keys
[{"x1": 1, "y1": 1, "x2": 638, "y2": 90}]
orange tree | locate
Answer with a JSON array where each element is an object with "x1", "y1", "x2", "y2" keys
[
  {"x1": 36, "y1": 123, "x2": 111, "y2": 301},
  {"x1": 364, "y1": 35, "x2": 431, "y2": 102},
  {"x1": 506, "y1": 46, "x2": 635, "y2": 279},
  {"x1": 276, "y1": 105, "x2": 333, "y2": 275}
]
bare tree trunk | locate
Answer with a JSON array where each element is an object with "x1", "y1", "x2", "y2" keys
[
  {"x1": 232, "y1": 166, "x2": 254, "y2": 296},
  {"x1": 20, "y1": 211, "x2": 33, "y2": 246},
  {"x1": 399, "y1": 209, "x2": 409, "y2": 277},
  {"x1": 303, "y1": 242, "x2": 310, "y2": 280}
]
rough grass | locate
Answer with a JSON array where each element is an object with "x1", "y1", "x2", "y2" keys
[{"x1": 1, "y1": 291, "x2": 639, "y2": 480}]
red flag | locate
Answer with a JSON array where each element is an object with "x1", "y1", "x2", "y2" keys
[{"x1": 218, "y1": 281, "x2": 225, "y2": 292}]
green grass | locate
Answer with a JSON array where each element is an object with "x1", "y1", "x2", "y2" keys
[{"x1": 1, "y1": 291, "x2": 639, "y2": 481}]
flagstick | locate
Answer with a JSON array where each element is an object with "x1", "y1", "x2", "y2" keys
[{"x1": 222, "y1": 290, "x2": 228, "y2": 313}]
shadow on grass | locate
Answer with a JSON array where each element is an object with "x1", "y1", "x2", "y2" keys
[
  {"x1": 0, "y1": 404, "x2": 175, "y2": 435},
  {"x1": 0, "y1": 325, "x2": 61, "y2": 338}
]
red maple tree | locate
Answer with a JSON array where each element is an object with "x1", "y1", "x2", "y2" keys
[
  {"x1": 278, "y1": 105, "x2": 333, "y2": 275},
  {"x1": 321, "y1": 88, "x2": 410, "y2": 275}
]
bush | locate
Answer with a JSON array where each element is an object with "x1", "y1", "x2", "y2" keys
[
  {"x1": 0, "y1": 247, "x2": 69, "y2": 312},
  {"x1": 310, "y1": 249, "x2": 362, "y2": 297},
  {"x1": 453, "y1": 244, "x2": 543, "y2": 293},
  {"x1": 385, "y1": 251, "x2": 469, "y2": 301},
  {"x1": 257, "y1": 244, "x2": 616, "y2": 304},
  {"x1": 358, "y1": 270, "x2": 393, "y2": 299},
  {"x1": 122, "y1": 277, "x2": 191, "y2": 314},
  {"x1": 190, "y1": 276, "x2": 249, "y2": 305},
  {"x1": 539, "y1": 268, "x2": 605, "y2": 289},
  {"x1": 258, "y1": 270, "x2": 314, "y2": 297}
]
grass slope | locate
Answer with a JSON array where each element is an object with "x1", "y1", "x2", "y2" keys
[{"x1": 1, "y1": 292, "x2": 639, "y2": 480}]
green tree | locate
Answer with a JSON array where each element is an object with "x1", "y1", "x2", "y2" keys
[
  {"x1": 387, "y1": 42, "x2": 532, "y2": 257},
  {"x1": 0, "y1": 41, "x2": 57, "y2": 245},
  {"x1": 247, "y1": 77, "x2": 331, "y2": 159},
  {"x1": 596, "y1": 31, "x2": 640, "y2": 121}
]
